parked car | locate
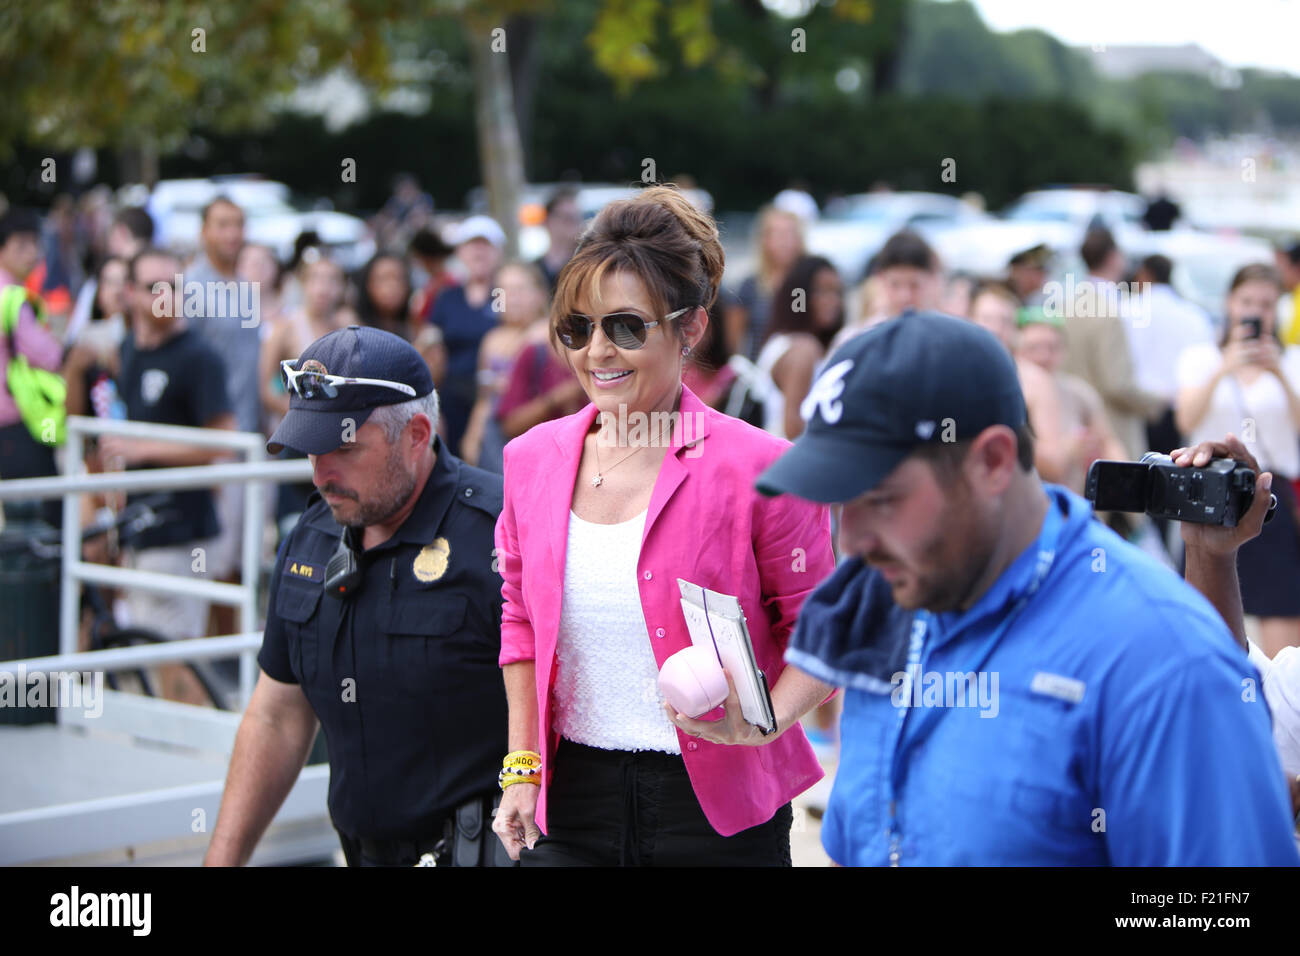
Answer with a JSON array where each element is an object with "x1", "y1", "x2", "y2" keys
[
  {"x1": 805, "y1": 191, "x2": 990, "y2": 282},
  {"x1": 145, "y1": 177, "x2": 375, "y2": 270}
]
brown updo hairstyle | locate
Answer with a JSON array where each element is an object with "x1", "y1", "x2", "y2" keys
[{"x1": 550, "y1": 185, "x2": 725, "y2": 357}]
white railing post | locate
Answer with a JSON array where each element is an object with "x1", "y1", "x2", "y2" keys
[
  {"x1": 239, "y1": 437, "x2": 267, "y2": 707},
  {"x1": 0, "y1": 416, "x2": 314, "y2": 714},
  {"x1": 59, "y1": 418, "x2": 85, "y2": 660}
]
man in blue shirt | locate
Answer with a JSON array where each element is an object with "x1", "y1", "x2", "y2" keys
[{"x1": 756, "y1": 312, "x2": 1299, "y2": 866}]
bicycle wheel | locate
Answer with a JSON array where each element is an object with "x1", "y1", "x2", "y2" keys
[{"x1": 100, "y1": 628, "x2": 230, "y2": 710}]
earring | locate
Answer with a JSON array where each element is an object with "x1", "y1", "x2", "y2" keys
[{"x1": 681, "y1": 346, "x2": 690, "y2": 356}]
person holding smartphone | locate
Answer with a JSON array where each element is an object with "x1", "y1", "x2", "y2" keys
[{"x1": 1176, "y1": 264, "x2": 1300, "y2": 656}]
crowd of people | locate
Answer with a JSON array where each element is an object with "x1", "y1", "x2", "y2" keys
[{"x1": 3, "y1": 178, "x2": 1300, "y2": 866}]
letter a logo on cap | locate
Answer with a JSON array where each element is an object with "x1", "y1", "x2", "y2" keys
[{"x1": 800, "y1": 359, "x2": 854, "y2": 425}]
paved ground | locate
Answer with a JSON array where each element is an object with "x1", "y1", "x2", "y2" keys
[{"x1": 790, "y1": 755, "x2": 835, "y2": 867}]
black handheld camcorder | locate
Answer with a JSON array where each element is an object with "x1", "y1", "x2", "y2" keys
[{"x1": 1085, "y1": 452, "x2": 1273, "y2": 527}]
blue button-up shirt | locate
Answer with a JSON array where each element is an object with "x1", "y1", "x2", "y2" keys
[{"x1": 792, "y1": 486, "x2": 1299, "y2": 866}]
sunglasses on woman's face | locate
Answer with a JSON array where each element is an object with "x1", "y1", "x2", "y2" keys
[{"x1": 555, "y1": 307, "x2": 692, "y2": 351}]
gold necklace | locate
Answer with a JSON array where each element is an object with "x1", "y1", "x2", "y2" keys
[
  {"x1": 591, "y1": 440, "x2": 647, "y2": 487},
  {"x1": 589, "y1": 417, "x2": 671, "y2": 488}
]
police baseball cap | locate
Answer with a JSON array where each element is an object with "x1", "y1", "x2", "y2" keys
[
  {"x1": 267, "y1": 326, "x2": 435, "y2": 456},
  {"x1": 755, "y1": 311, "x2": 1028, "y2": 503}
]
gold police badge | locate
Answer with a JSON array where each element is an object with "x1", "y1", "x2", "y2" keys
[{"x1": 413, "y1": 536, "x2": 451, "y2": 583}]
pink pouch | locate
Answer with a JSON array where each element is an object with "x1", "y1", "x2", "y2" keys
[{"x1": 658, "y1": 645, "x2": 728, "y2": 718}]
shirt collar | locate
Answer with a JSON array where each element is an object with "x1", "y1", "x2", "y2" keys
[{"x1": 930, "y1": 485, "x2": 1071, "y2": 641}]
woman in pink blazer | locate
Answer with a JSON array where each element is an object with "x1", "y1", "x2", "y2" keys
[{"x1": 491, "y1": 186, "x2": 836, "y2": 866}]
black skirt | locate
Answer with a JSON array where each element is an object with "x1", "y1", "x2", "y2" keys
[{"x1": 1238, "y1": 475, "x2": 1300, "y2": 617}]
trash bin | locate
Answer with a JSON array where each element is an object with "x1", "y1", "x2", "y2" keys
[{"x1": 0, "y1": 502, "x2": 60, "y2": 725}]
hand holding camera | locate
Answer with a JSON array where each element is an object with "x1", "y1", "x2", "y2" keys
[
  {"x1": 1167, "y1": 434, "x2": 1275, "y2": 559},
  {"x1": 1085, "y1": 436, "x2": 1275, "y2": 530}
]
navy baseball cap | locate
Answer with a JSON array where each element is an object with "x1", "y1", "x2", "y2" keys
[
  {"x1": 267, "y1": 326, "x2": 435, "y2": 456},
  {"x1": 755, "y1": 311, "x2": 1028, "y2": 503}
]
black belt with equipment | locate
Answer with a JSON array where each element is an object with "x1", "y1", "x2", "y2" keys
[{"x1": 354, "y1": 792, "x2": 515, "y2": 867}]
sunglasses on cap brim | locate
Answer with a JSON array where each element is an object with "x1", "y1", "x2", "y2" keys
[
  {"x1": 280, "y1": 359, "x2": 417, "y2": 400},
  {"x1": 555, "y1": 307, "x2": 694, "y2": 351}
]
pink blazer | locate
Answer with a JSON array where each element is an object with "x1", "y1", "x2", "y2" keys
[{"x1": 495, "y1": 384, "x2": 835, "y2": 836}]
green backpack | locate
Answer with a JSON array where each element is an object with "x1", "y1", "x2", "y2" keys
[{"x1": 1, "y1": 285, "x2": 66, "y2": 446}]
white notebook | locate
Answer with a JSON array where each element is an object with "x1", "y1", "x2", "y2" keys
[{"x1": 677, "y1": 578, "x2": 777, "y2": 735}]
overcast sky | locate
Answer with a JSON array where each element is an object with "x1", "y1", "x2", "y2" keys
[{"x1": 969, "y1": 0, "x2": 1298, "y2": 75}]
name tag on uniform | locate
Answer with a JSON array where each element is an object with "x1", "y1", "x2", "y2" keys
[
  {"x1": 286, "y1": 560, "x2": 323, "y2": 581},
  {"x1": 1030, "y1": 671, "x2": 1086, "y2": 705}
]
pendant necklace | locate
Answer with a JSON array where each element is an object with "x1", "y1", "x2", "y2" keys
[{"x1": 590, "y1": 418, "x2": 668, "y2": 487}]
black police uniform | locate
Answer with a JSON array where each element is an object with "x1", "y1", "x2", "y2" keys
[{"x1": 258, "y1": 437, "x2": 509, "y2": 866}]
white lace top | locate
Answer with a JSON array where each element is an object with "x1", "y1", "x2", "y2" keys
[{"x1": 552, "y1": 508, "x2": 681, "y2": 754}]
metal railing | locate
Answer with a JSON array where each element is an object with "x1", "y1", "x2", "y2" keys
[{"x1": 0, "y1": 415, "x2": 313, "y2": 707}]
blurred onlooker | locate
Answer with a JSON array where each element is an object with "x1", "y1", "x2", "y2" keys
[
  {"x1": 429, "y1": 215, "x2": 504, "y2": 456},
  {"x1": 0, "y1": 207, "x2": 62, "y2": 528},
  {"x1": 831, "y1": 230, "x2": 942, "y2": 351},
  {"x1": 62, "y1": 256, "x2": 129, "y2": 421},
  {"x1": 1275, "y1": 241, "x2": 1300, "y2": 347},
  {"x1": 37, "y1": 195, "x2": 82, "y2": 321},
  {"x1": 1062, "y1": 227, "x2": 1163, "y2": 460},
  {"x1": 409, "y1": 227, "x2": 457, "y2": 325},
  {"x1": 186, "y1": 197, "x2": 260, "y2": 603},
  {"x1": 1142, "y1": 192, "x2": 1181, "y2": 232},
  {"x1": 259, "y1": 251, "x2": 348, "y2": 425},
  {"x1": 756, "y1": 255, "x2": 845, "y2": 440},
  {"x1": 461, "y1": 261, "x2": 548, "y2": 471},
  {"x1": 735, "y1": 205, "x2": 805, "y2": 361},
  {"x1": 188, "y1": 197, "x2": 258, "y2": 433},
  {"x1": 496, "y1": 337, "x2": 587, "y2": 443},
  {"x1": 355, "y1": 252, "x2": 414, "y2": 341},
  {"x1": 1129, "y1": 254, "x2": 1215, "y2": 456},
  {"x1": 67, "y1": 206, "x2": 154, "y2": 344},
  {"x1": 101, "y1": 247, "x2": 235, "y2": 703},
  {"x1": 939, "y1": 272, "x2": 976, "y2": 318},
  {"x1": 1016, "y1": 306, "x2": 1126, "y2": 495},
  {"x1": 969, "y1": 280, "x2": 1021, "y2": 350},
  {"x1": 682, "y1": 290, "x2": 766, "y2": 428},
  {"x1": 235, "y1": 242, "x2": 285, "y2": 341},
  {"x1": 866, "y1": 229, "x2": 942, "y2": 321},
  {"x1": 258, "y1": 249, "x2": 348, "y2": 533},
  {"x1": 534, "y1": 188, "x2": 581, "y2": 293},
  {"x1": 1006, "y1": 243, "x2": 1050, "y2": 306},
  {"x1": 772, "y1": 184, "x2": 819, "y2": 224},
  {"x1": 375, "y1": 173, "x2": 435, "y2": 250},
  {"x1": 966, "y1": 282, "x2": 1090, "y2": 491},
  {"x1": 1176, "y1": 263, "x2": 1300, "y2": 656}
]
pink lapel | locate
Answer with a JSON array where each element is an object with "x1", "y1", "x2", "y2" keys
[{"x1": 642, "y1": 385, "x2": 712, "y2": 548}]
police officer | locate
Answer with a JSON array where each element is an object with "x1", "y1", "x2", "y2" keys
[{"x1": 204, "y1": 326, "x2": 509, "y2": 867}]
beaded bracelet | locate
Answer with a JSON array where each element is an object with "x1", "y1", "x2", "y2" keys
[{"x1": 503, "y1": 750, "x2": 542, "y2": 770}]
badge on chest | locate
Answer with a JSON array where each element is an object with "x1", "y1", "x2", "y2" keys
[{"x1": 413, "y1": 536, "x2": 451, "y2": 583}]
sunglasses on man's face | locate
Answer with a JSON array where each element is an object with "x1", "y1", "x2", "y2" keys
[
  {"x1": 555, "y1": 307, "x2": 692, "y2": 351},
  {"x1": 280, "y1": 359, "x2": 417, "y2": 400}
]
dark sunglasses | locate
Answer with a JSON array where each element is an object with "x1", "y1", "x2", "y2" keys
[
  {"x1": 280, "y1": 359, "x2": 416, "y2": 400},
  {"x1": 556, "y1": 307, "x2": 692, "y2": 351}
]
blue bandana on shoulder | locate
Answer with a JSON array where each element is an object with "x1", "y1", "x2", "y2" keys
[{"x1": 784, "y1": 556, "x2": 916, "y2": 694}]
